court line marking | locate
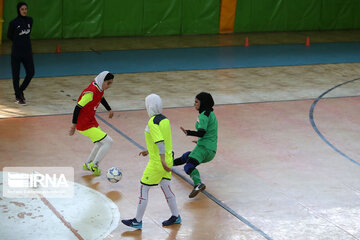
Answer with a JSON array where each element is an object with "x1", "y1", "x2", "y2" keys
[
  {"x1": 40, "y1": 196, "x2": 84, "y2": 240},
  {"x1": 309, "y1": 77, "x2": 360, "y2": 166},
  {"x1": 1, "y1": 94, "x2": 359, "y2": 120},
  {"x1": 95, "y1": 113, "x2": 274, "y2": 240}
]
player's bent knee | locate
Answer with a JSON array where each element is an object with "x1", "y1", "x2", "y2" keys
[
  {"x1": 174, "y1": 151, "x2": 191, "y2": 166},
  {"x1": 184, "y1": 163, "x2": 196, "y2": 175},
  {"x1": 104, "y1": 135, "x2": 113, "y2": 145},
  {"x1": 108, "y1": 136, "x2": 113, "y2": 145},
  {"x1": 182, "y1": 151, "x2": 191, "y2": 161}
]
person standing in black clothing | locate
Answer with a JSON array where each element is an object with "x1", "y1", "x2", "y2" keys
[{"x1": 7, "y1": 2, "x2": 34, "y2": 105}]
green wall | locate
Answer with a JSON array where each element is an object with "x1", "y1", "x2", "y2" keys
[
  {"x1": 234, "y1": 0, "x2": 360, "y2": 32},
  {"x1": 2, "y1": 0, "x2": 220, "y2": 39},
  {"x1": 2, "y1": 0, "x2": 360, "y2": 40}
]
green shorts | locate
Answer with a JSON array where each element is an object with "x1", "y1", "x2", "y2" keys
[
  {"x1": 189, "y1": 145, "x2": 216, "y2": 164},
  {"x1": 141, "y1": 162, "x2": 172, "y2": 186},
  {"x1": 78, "y1": 126, "x2": 107, "y2": 143}
]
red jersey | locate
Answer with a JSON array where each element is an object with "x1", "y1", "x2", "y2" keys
[{"x1": 76, "y1": 81, "x2": 104, "y2": 131}]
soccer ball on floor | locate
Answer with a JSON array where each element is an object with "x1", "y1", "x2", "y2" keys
[{"x1": 106, "y1": 167, "x2": 122, "y2": 183}]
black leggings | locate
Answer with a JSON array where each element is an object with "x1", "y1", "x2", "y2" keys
[{"x1": 11, "y1": 54, "x2": 35, "y2": 98}]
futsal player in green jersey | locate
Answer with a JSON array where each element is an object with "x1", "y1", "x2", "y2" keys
[
  {"x1": 121, "y1": 94, "x2": 181, "y2": 229},
  {"x1": 174, "y1": 92, "x2": 218, "y2": 198}
]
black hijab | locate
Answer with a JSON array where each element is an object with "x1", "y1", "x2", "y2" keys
[
  {"x1": 17, "y1": 2, "x2": 28, "y2": 18},
  {"x1": 196, "y1": 92, "x2": 214, "y2": 114}
]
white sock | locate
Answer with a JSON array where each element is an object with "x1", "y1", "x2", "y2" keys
[
  {"x1": 87, "y1": 141, "x2": 102, "y2": 164},
  {"x1": 93, "y1": 135, "x2": 113, "y2": 167},
  {"x1": 160, "y1": 179, "x2": 179, "y2": 217},
  {"x1": 135, "y1": 184, "x2": 150, "y2": 222}
]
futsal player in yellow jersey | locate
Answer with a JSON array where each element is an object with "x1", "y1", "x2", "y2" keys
[{"x1": 121, "y1": 94, "x2": 181, "y2": 229}]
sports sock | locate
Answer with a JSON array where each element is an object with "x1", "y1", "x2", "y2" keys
[
  {"x1": 135, "y1": 184, "x2": 150, "y2": 222},
  {"x1": 93, "y1": 135, "x2": 113, "y2": 167},
  {"x1": 160, "y1": 179, "x2": 179, "y2": 217},
  {"x1": 190, "y1": 169, "x2": 201, "y2": 185},
  {"x1": 87, "y1": 141, "x2": 102, "y2": 164}
]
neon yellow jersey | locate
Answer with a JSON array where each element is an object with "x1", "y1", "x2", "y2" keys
[{"x1": 145, "y1": 114, "x2": 173, "y2": 169}]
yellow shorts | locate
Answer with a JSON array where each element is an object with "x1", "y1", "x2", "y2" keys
[
  {"x1": 141, "y1": 162, "x2": 172, "y2": 186},
  {"x1": 78, "y1": 126, "x2": 107, "y2": 143}
]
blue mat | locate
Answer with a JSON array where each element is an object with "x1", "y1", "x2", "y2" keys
[{"x1": 1, "y1": 42, "x2": 360, "y2": 79}]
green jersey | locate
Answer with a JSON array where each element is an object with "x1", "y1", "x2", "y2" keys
[{"x1": 195, "y1": 111, "x2": 218, "y2": 152}]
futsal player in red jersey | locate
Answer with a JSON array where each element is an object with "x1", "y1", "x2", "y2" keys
[{"x1": 69, "y1": 71, "x2": 114, "y2": 176}]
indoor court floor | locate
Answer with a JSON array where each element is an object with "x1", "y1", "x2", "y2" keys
[{"x1": 1, "y1": 31, "x2": 360, "y2": 240}]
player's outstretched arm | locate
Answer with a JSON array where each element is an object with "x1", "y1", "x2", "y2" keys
[
  {"x1": 180, "y1": 126, "x2": 187, "y2": 135},
  {"x1": 180, "y1": 126, "x2": 206, "y2": 138}
]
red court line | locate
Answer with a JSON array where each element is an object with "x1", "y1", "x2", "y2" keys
[{"x1": 40, "y1": 196, "x2": 84, "y2": 240}]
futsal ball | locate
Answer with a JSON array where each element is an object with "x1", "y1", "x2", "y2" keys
[{"x1": 107, "y1": 167, "x2": 122, "y2": 183}]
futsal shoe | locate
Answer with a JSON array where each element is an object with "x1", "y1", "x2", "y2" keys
[
  {"x1": 121, "y1": 218, "x2": 142, "y2": 229},
  {"x1": 90, "y1": 165, "x2": 101, "y2": 176},
  {"x1": 162, "y1": 215, "x2": 181, "y2": 226},
  {"x1": 189, "y1": 183, "x2": 206, "y2": 198},
  {"x1": 82, "y1": 162, "x2": 92, "y2": 171}
]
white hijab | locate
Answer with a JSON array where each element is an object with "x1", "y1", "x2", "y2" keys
[
  {"x1": 94, "y1": 71, "x2": 109, "y2": 91},
  {"x1": 145, "y1": 94, "x2": 163, "y2": 118}
]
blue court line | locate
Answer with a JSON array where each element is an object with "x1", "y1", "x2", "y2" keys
[
  {"x1": 95, "y1": 113, "x2": 274, "y2": 240},
  {"x1": 95, "y1": 114, "x2": 145, "y2": 151},
  {"x1": 309, "y1": 77, "x2": 360, "y2": 166},
  {"x1": 170, "y1": 168, "x2": 273, "y2": 240},
  {"x1": 1, "y1": 42, "x2": 360, "y2": 79}
]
